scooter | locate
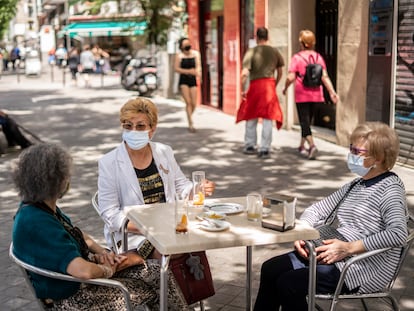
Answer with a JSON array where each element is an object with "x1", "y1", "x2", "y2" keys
[{"x1": 121, "y1": 55, "x2": 158, "y2": 97}]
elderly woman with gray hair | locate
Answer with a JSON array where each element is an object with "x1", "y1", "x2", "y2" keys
[
  {"x1": 12, "y1": 143, "x2": 189, "y2": 310},
  {"x1": 254, "y1": 122, "x2": 408, "y2": 311}
]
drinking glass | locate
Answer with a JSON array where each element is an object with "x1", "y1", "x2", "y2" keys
[
  {"x1": 175, "y1": 193, "x2": 189, "y2": 234},
  {"x1": 192, "y1": 171, "x2": 206, "y2": 207},
  {"x1": 246, "y1": 192, "x2": 263, "y2": 222}
]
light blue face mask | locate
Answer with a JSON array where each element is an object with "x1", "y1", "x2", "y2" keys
[
  {"x1": 122, "y1": 130, "x2": 150, "y2": 150},
  {"x1": 347, "y1": 153, "x2": 372, "y2": 176}
]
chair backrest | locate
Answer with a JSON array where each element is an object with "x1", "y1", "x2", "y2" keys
[
  {"x1": 9, "y1": 243, "x2": 47, "y2": 310},
  {"x1": 9, "y1": 242, "x2": 133, "y2": 310},
  {"x1": 92, "y1": 190, "x2": 130, "y2": 254},
  {"x1": 387, "y1": 214, "x2": 414, "y2": 290},
  {"x1": 92, "y1": 190, "x2": 121, "y2": 254}
]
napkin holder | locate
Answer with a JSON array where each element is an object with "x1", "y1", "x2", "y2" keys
[{"x1": 261, "y1": 194, "x2": 296, "y2": 232}]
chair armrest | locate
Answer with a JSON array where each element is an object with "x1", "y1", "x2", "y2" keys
[
  {"x1": 9, "y1": 243, "x2": 133, "y2": 310},
  {"x1": 332, "y1": 246, "x2": 392, "y2": 299}
]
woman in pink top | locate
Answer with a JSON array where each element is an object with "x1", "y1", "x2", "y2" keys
[{"x1": 283, "y1": 30, "x2": 339, "y2": 159}]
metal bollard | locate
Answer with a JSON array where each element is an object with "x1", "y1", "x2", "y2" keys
[
  {"x1": 99, "y1": 59, "x2": 105, "y2": 88},
  {"x1": 16, "y1": 60, "x2": 20, "y2": 83},
  {"x1": 50, "y1": 61, "x2": 55, "y2": 82},
  {"x1": 61, "y1": 60, "x2": 67, "y2": 87}
]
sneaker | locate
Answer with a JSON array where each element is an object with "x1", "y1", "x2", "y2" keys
[
  {"x1": 243, "y1": 146, "x2": 257, "y2": 155},
  {"x1": 308, "y1": 145, "x2": 318, "y2": 160},
  {"x1": 298, "y1": 146, "x2": 308, "y2": 157},
  {"x1": 257, "y1": 150, "x2": 270, "y2": 159}
]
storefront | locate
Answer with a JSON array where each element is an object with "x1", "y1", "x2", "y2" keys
[
  {"x1": 185, "y1": 0, "x2": 414, "y2": 165},
  {"x1": 186, "y1": 0, "x2": 266, "y2": 115},
  {"x1": 395, "y1": 0, "x2": 414, "y2": 166}
]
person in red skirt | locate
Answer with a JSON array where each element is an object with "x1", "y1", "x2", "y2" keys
[{"x1": 237, "y1": 27, "x2": 284, "y2": 158}]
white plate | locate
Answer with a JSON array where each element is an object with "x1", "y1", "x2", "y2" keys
[
  {"x1": 204, "y1": 202, "x2": 245, "y2": 215},
  {"x1": 198, "y1": 220, "x2": 231, "y2": 232},
  {"x1": 200, "y1": 211, "x2": 226, "y2": 220}
]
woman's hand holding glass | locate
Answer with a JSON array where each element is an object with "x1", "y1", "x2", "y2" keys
[{"x1": 203, "y1": 179, "x2": 215, "y2": 196}]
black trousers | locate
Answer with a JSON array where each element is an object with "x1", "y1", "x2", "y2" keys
[
  {"x1": 253, "y1": 251, "x2": 350, "y2": 311},
  {"x1": 296, "y1": 102, "x2": 323, "y2": 138},
  {"x1": 0, "y1": 116, "x2": 32, "y2": 148}
]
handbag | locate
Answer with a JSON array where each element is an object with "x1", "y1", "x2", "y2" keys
[
  {"x1": 169, "y1": 251, "x2": 215, "y2": 305},
  {"x1": 308, "y1": 180, "x2": 359, "y2": 248},
  {"x1": 310, "y1": 224, "x2": 348, "y2": 247}
]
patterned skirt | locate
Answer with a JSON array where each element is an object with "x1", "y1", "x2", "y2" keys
[{"x1": 49, "y1": 260, "x2": 189, "y2": 310}]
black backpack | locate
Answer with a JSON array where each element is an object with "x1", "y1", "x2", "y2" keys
[{"x1": 298, "y1": 53, "x2": 323, "y2": 87}]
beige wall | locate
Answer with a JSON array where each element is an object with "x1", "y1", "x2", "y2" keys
[
  {"x1": 267, "y1": 0, "x2": 369, "y2": 145},
  {"x1": 267, "y1": 0, "x2": 316, "y2": 130},
  {"x1": 336, "y1": 0, "x2": 369, "y2": 145}
]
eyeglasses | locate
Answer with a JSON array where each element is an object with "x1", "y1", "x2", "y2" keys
[
  {"x1": 349, "y1": 144, "x2": 368, "y2": 155},
  {"x1": 121, "y1": 122, "x2": 150, "y2": 131}
]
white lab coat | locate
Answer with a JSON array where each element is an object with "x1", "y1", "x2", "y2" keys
[{"x1": 98, "y1": 141, "x2": 193, "y2": 249}]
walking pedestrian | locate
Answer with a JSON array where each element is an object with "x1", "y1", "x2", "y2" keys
[
  {"x1": 79, "y1": 45, "x2": 95, "y2": 88},
  {"x1": 55, "y1": 43, "x2": 68, "y2": 67},
  {"x1": 68, "y1": 47, "x2": 80, "y2": 85},
  {"x1": 282, "y1": 29, "x2": 339, "y2": 160},
  {"x1": 237, "y1": 27, "x2": 284, "y2": 159},
  {"x1": 174, "y1": 38, "x2": 202, "y2": 133},
  {"x1": 10, "y1": 46, "x2": 20, "y2": 71}
]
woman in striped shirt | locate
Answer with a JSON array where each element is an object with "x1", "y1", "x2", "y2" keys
[{"x1": 254, "y1": 122, "x2": 408, "y2": 311}]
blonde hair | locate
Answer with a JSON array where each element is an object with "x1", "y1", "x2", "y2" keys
[
  {"x1": 120, "y1": 97, "x2": 158, "y2": 128},
  {"x1": 350, "y1": 122, "x2": 400, "y2": 170},
  {"x1": 299, "y1": 30, "x2": 316, "y2": 49}
]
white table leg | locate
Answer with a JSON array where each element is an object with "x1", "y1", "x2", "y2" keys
[
  {"x1": 246, "y1": 246, "x2": 252, "y2": 311},
  {"x1": 305, "y1": 241, "x2": 317, "y2": 311},
  {"x1": 160, "y1": 254, "x2": 170, "y2": 311}
]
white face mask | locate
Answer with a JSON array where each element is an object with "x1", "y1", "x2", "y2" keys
[
  {"x1": 122, "y1": 130, "x2": 150, "y2": 150},
  {"x1": 347, "y1": 153, "x2": 372, "y2": 176}
]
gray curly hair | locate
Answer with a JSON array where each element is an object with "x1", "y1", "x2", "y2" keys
[{"x1": 12, "y1": 143, "x2": 72, "y2": 202}]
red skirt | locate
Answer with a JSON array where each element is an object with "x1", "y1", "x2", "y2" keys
[{"x1": 236, "y1": 78, "x2": 283, "y2": 129}]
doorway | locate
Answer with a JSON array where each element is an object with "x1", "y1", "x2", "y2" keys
[
  {"x1": 199, "y1": 0, "x2": 224, "y2": 109},
  {"x1": 314, "y1": 0, "x2": 338, "y2": 130}
]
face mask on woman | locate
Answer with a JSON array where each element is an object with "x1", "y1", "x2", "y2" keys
[
  {"x1": 347, "y1": 153, "x2": 373, "y2": 176},
  {"x1": 122, "y1": 130, "x2": 150, "y2": 150}
]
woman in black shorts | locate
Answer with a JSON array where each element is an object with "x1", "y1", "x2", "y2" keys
[{"x1": 174, "y1": 38, "x2": 201, "y2": 133}]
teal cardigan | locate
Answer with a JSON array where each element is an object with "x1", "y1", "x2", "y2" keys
[{"x1": 12, "y1": 202, "x2": 82, "y2": 300}]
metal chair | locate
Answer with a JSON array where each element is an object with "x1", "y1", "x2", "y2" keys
[
  {"x1": 9, "y1": 242, "x2": 134, "y2": 311},
  {"x1": 91, "y1": 190, "x2": 126, "y2": 254},
  {"x1": 314, "y1": 214, "x2": 414, "y2": 311}
]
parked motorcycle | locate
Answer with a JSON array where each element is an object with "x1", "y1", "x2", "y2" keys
[{"x1": 121, "y1": 55, "x2": 158, "y2": 97}]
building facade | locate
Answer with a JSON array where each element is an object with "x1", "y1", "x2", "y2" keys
[{"x1": 186, "y1": 0, "x2": 414, "y2": 166}]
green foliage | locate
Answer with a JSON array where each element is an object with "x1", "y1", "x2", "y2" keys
[
  {"x1": 0, "y1": 0, "x2": 18, "y2": 39},
  {"x1": 139, "y1": 0, "x2": 178, "y2": 46}
]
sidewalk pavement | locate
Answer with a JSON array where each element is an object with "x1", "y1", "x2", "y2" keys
[{"x1": 0, "y1": 70, "x2": 413, "y2": 310}]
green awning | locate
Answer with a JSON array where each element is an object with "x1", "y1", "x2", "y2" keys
[{"x1": 60, "y1": 21, "x2": 147, "y2": 38}]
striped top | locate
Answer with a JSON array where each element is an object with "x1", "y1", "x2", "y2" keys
[{"x1": 301, "y1": 172, "x2": 408, "y2": 293}]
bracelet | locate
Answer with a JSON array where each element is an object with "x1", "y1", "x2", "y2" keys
[{"x1": 98, "y1": 264, "x2": 113, "y2": 279}]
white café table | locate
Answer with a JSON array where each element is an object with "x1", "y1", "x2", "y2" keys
[{"x1": 124, "y1": 196, "x2": 319, "y2": 311}]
